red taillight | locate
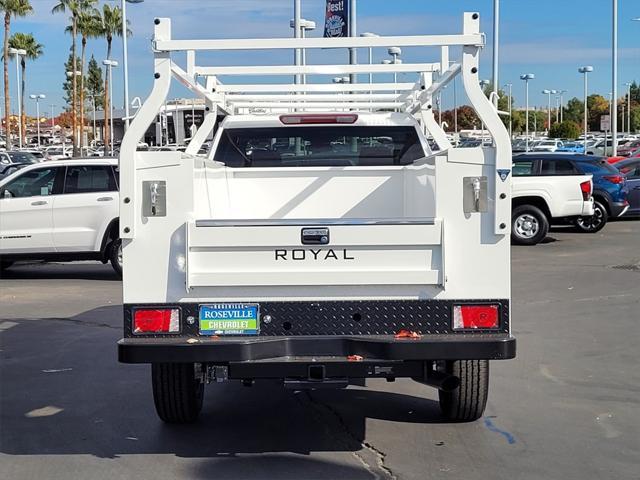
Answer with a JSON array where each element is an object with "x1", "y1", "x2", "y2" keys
[
  {"x1": 279, "y1": 114, "x2": 358, "y2": 125},
  {"x1": 603, "y1": 175, "x2": 625, "y2": 184},
  {"x1": 580, "y1": 180, "x2": 592, "y2": 201},
  {"x1": 133, "y1": 309, "x2": 180, "y2": 334},
  {"x1": 453, "y1": 305, "x2": 499, "y2": 330}
]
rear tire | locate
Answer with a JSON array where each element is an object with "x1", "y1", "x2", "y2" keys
[
  {"x1": 511, "y1": 205, "x2": 549, "y2": 245},
  {"x1": 438, "y1": 360, "x2": 489, "y2": 422},
  {"x1": 110, "y1": 239, "x2": 122, "y2": 278},
  {"x1": 574, "y1": 200, "x2": 608, "y2": 233},
  {"x1": 152, "y1": 363, "x2": 204, "y2": 424}
]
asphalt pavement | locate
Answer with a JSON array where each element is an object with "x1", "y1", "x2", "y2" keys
[{"x1": 1, "y1": 221, "x2": 639, "y2": 480}]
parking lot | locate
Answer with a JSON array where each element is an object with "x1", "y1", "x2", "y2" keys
[{"x1": 0, "y1": 221, "x2": 637, "y2": 480}]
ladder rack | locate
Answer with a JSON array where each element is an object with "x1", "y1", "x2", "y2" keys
[{"x1": 120, "y1": 12, "x2": 511, "y2": 239}]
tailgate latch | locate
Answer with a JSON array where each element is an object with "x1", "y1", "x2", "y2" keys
[{"x1": 301, "y1": 228, "x2": 329, "y2": 245}]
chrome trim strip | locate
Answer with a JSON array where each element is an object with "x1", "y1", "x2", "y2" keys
[{"x1": 195, "y1": 218, "x2": 437, "y2": 227}]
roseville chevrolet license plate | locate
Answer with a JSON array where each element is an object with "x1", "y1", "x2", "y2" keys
[{"x1": 198, "y1": 304, "x2": 260, "y2": 335}]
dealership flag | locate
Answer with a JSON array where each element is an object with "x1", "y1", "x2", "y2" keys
[{"x1": 324, "y1": 0, "x2": 350, "y2": 37}]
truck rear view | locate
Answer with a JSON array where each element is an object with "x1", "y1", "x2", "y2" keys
[{"x1": 118, "y1": 12, "x2": 515, "y2": 424}]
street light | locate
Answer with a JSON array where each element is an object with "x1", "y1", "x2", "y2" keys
[
  {"x1": 542, "y1": 89, "x2": 557, "y2": 133},
  {"x1": 492, "y1": 0, "x2": 500, "y2": 106},
  {"x1": 8, "y1": 47, "x2": 27, "y2": 148},
  {"x1": 520, "y1": 73, "x2": 535, "y2": 151},
  {"x1": 612, "y1": 0, "x2": 618, "y2": 156},
  {"x1": 360, "y1": 32, "x2": 378, "y2": 85},
  {"x1": 503, "y1": 83, "x2": 513, "y2": 138},
  {"x1": 103, "y1": 59, "x2": 119, "y2": 156},
  {"x1": 289, "y1": 18, "x2": 315, "y2": 84},
  {"x1": 579, "y1": 66, "x2": 593, "y2": 152},
  {"x1": 122, "y1": 0, "x2": 143, "y2": 131},
  {"x1": 29, "y1": 94, "x2": 46, "y2": 148}
]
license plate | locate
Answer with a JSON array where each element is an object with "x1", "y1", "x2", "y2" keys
[{"x1": 199, "y1": 304, "x2": 260, "y2": 336}]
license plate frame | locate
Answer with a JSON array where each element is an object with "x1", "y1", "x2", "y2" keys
[{"x1": 198, "y1": 303, "x2": 260, "y2": 336}]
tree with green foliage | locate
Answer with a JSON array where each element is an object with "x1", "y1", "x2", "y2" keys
[
  {"x1": 549, "y1": 121, "x2": 581, "y2": 139},
  {"x1": 86, "y1": 55, "x2": 104, "y2": 109},
  {"x1": 1, "y1": 0, "x2": 32, "y2": 148},
  {"x1": 62, "y1": 52, "x2": 83, "y2": 108},
  {"x1": 8, "y1": 31, "x2": 42, "y2": 144}
]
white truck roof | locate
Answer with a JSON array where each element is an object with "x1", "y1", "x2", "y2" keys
[{"x1": 220, "y1": 112, "x2": 421, "y2": 129}]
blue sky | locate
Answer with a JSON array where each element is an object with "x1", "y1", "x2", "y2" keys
[{"x1": 9, "y1": 0, "x2": 640, "y2": 116}]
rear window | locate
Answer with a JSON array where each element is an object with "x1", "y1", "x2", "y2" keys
[
  {"x1": 540, "y1": 159, "x2": 578, "y2": 175},
  {"x1": 577, "y1": 159, "x2": 618, "y2": 174},
  {"x1": 214, "y1": 126, "x2": 426, "y2": 167}
]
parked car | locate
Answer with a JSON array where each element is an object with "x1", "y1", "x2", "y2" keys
[
  {"x1": 531, "y1": 139, "x2": 564, "y2": 152},
  {"x1": 0, "y1": 158, "x2": 121, "y2": 276},
  {"x1": 513, "y1": 154, "x2": 629, "y2": 233},
  {"x1": 615, "y1": 158, "x2": 640, "y2": 216},
  {"x1": 511, "y1": 156, "x2": 594, "y2": 245},
  {"x1": 616, "y1": 139, "x2": 640, "y2": 157},
  {"x1": 0, "y1": 151, "x2": 39, "y2": 166},
  {"x1": 556, "y1": 141, "x2": 584, "y2": 153}
]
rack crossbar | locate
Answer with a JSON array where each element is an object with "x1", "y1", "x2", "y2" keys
[
  {"x1": 154, "y1": 34, "x2": 484, "y2": 52},
  {"x1": 214, "y1": 83, "x2": 416, "y2": 93},
  {"x1": 195, "y1": 63, "x2": 440, "y2": 77}
]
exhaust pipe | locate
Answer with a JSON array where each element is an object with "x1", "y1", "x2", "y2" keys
[{"x1": 419, "y1": 370, "x2": 460, "y2": 392}]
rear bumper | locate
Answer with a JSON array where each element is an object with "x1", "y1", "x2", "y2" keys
[
  {"x1": 610, "y1": 201, "x2": 629, "y2": 218},
  {"x1": 118, "y1": 334, "x2": 516, "y2": 364}
]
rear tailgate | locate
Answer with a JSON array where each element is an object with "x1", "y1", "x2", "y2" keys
[{"x1": 187, "y1": 219, "x2": 443, "y2": 289}]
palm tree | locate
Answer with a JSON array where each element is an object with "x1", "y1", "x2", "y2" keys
[
  {"x1": 52, "y1": 0, "x2": 95, "y2": 156},
  {"x1": 0, "y1": 0, "x2": 32, "y2": 149},
  {"x1": 98, "y1": 3, "x2": 128, "y2": 150},
  {"x1": 70, "y1": 5, "x2": 99, "y2": 152},
  {"x1": 8, "y1": 32, "x2": 42, "y2": 145}
]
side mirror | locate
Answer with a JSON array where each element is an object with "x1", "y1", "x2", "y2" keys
[{"x1": 2, "y1": 189, "x2": 13, "y2": 199}]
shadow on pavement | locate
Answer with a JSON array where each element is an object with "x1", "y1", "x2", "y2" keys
[
  {"x1": 0, "y1": 262, "x2": 120, "y2": 281},
  {"x1": 0, "y1": 305, "x2": 444, "y2": 477}
]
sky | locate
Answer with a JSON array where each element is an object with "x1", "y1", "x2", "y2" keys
[{"x1": 8, "y1": 0, "x2": 640, "y2": 117}]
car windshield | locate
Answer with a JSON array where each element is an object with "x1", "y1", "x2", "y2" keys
[
  {"x1": 214, "y1": 126, "x2": 426, "y2": 167},
  {"x1": 7, "y1": 152, "x2": 38, "y2": 164}
]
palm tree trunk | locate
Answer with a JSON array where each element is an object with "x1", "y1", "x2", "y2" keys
[
  {"x1": 72, "y1": 16, "x2": 78, "y2": 157},
  {"x1": 104, "y1": 38, "x2": 112, "y2": 150},
  {"x1": 80, "y1": 35, "x2": 86, "y2": 153},
  {"x1": 3, "y1": 13, "x2": 11, "y2": 150},
  {"x1": 20, "y1": 59, "x2": 26, "y2": 146}
]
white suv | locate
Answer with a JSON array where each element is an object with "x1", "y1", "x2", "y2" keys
[{"x1": 0, "y1": 158, "x2": 121, "y2": 276}]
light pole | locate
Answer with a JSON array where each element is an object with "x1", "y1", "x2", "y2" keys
[
  {"x1": 29, "y1": 94, "x2": 46, "y2": 148},
  {"x1": 289, "y1": 18, "x2": 316, "y2": 84},
  {"x1": 122, "y1": 0, "x2": 143, "y2": 130},
  {"x1": 492, "y1": 0, "x2": 500, "y2": 106},
  {"x1": 387, "y1": 48, "x2": 402, "y2": 95},
  {"x1": 520, "y1": 73, "x2": 535, "y2": 151},
  {"x1": 9, "y1": 48, "x2": 26, "y2": 148},
  {"x1": 103, "y1": 59, "x2": 119, "y2": 156},
  {"x1": 348, "y1": 0, "x2": 357, "y2": 85},
  {"x1": 612, "y1": 0, "x2": 618, "y2": 156},
  {"x1": 360, "y1": 32, "x2": 378, "y2": 85},
  {"x1": 579, "y1": 66, "x2": 593, "y2": 151},
  {"x1": 557, "y1": 89, "x2": 567, "y2": 123},
  {"x1": 50, "y1": 104, "x2": 56, "y2": 143},
  {"x1": 293, "y1": 0, "x2": 301, "y2": 85},
  {"x1": 503, "y1": 83, "x2": 513, "y2": 138},
  {"x1": 625, "y1": 82, "x2": 632, "y2": 135},
  {"x1": 542, "y1": 89, "x2": 557, "y2": 133}
]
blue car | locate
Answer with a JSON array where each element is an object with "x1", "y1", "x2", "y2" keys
[
  {"x1": 556, "y1": 142, "x2": 585, "y2": 153},
  {"x1": 513, "y1": 154, "x2": 629, "y2": 232}
]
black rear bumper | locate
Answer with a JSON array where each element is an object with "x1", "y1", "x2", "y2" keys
[{"x1": 118, "y1": 334, "x2": 516, "y2": 364}]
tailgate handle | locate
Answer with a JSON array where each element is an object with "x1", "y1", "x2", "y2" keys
[{"x1": 301, "y1": 228, "x2": 329, "y2": 245}]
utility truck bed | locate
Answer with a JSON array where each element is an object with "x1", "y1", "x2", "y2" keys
[{"x1": 118, "y1": 12, "x2": 515, "y2": 424}]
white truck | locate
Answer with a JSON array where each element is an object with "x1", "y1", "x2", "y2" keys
[
  {"x1": 512, "y1": 157, "x2": 594, "y2": 245},
  {"x1": 117, "y1": 13, "x2": 515, "y2": 424}
]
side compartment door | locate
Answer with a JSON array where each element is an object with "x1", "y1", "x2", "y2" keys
[
  {"x1": 0, "y1": 167, "x2": 63, "y2": 254},
  {"x1": 52, "y1": 165, "x2": 118, "y2": 252}
]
